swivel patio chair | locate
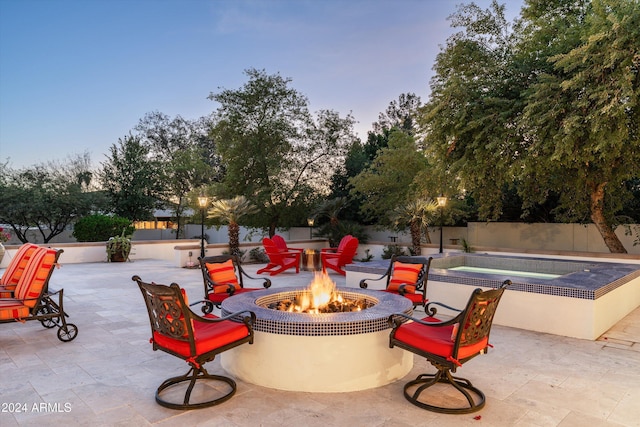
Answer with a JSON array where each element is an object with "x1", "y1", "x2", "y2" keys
[
  {"x1": 360, "y1": 255, "x2": 433, "y2": 308},
  {"x1": 271, "y1": 234, "x2": 304, "y2": 255},
  {"x1": 388, "y1": 280, "x2": 511, "y2": 414},
  {"x1": 0, "y1": 247, "x2": 78, "y2": 342},
  {"x1": 133, "y1": 275, "x2": 255, "y2": 410},
  {"x1": 0, "y1": 243, "x2": 40, "y2": 297},
  {"x1": 321, "y1": 236, "x2": 359, "y2": 276},
  {"x1": 199, "y1": 255, "x2": 271, "y2": 311},
  {"x1": 257, "y1": 237, "x2": 301, "y2": 276}
]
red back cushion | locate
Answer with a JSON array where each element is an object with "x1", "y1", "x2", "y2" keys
[
  {"x1": 0, "y1": 243, "x2": 39, "y2": 286},
  {"x1": 206, "y1": 260, "x2": 240, "y2": 294},
  {"x1": 14, "y1": 247, "x2": 58, "y2": 308},
  {"x1": 387, "y1": 261, "x2": 422, "y2": 294}
]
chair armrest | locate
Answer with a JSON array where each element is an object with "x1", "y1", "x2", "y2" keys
[
  {"x1": 388, "y1": 311, "x2": 460, "y2": 329},
  {"x1": 192, "y1": 309, "x2": 256, "y2": 326},
  {"x1": 287, "y1": 247, "x2": 305, "y2": 253},
  {"x1": 359, "y1": 274, "x2": 388, "y2": 289},
  {"x1": 321, "y1": 248, "x2": 338, "y2": 253},
  {"x1": 240, "y1": 271, "x2": 272, "y2": 288},
  {"x1": 424, "y1": 301, "x2": 463, "y2": 317}
]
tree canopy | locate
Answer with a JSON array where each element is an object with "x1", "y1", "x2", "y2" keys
[
  {"x1": 418, "y1": 0, "x2": 640, "y2": 253},
  {"x1": 0, "y1": 154, "x2": 99, "y2": 243},
  {"x1": 208, "y1": 68, "x2": 356, "y2": 235}
]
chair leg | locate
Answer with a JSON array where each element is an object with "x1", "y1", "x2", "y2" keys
[
  {"x1": 403, "y1": 369, "x2": 486, "y2": 414},
  {"x1": 156, "y1": 366, "x2": 236, "y2": 410}
]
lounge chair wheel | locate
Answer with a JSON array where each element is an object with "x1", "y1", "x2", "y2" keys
[
  {"x1": 57, "y1": 323, "x2": 78, "y2": 342},
  {"x1": 37, "y1": 306, "x2": 58, "y2": 328}
]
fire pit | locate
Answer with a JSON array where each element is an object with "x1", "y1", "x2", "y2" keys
[{"x1": 220, "y1": 274, "x2": 413, "y2": 392}]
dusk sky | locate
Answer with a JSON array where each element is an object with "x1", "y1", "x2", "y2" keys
[{"x1": 0, "y1": 0, "x2": 524, "y2": 169}]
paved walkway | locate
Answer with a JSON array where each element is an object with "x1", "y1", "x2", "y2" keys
[{"x1": 1, "y1": 259, "x2": 639, "y2": 426}]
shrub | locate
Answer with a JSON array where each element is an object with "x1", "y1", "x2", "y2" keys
[
  {"x1": 381, "y1": 244, "x2": 407, "y2": 259},
  {"x1": 73, "y1": 214, "x2": 135, "y2": 242}
]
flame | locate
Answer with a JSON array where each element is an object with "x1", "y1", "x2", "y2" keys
[{"x1": 294, "y1": 273, "x2": 337, "y2": 313}]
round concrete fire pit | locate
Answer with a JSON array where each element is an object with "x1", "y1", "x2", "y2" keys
[{"x1": 220, "y1": 287, "x2": 413, "y2": 392}]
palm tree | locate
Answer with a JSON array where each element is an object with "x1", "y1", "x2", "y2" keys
[
  {"x1": 207, "y1": 196, "x2": 257, "y2": 257},
  {"x1": 390, "y1": 198, "x2": 439, "y2": 255}
]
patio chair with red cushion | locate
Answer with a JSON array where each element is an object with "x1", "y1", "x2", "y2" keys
[
  {"x1": 133, "y1": 275, "x2": 255, "y2": 409},
  {"x1": 271, "y1": 234, "x2": 304, "y2": 255},
  {"x1": 388, "y1": 279, "x2": 511, "y2": 414},
  {"x1": 321, "y1": 236, "x2": 359, "y2": 276},
  {"x1": 0, "y1": 243, "x2": 40, "y2": 297},
  {"x1": 257, "y1": 237, "x2": 301, "y2": 276},
  {"x1": 199, "y1": 255, "x2": 271, "y2": 311},
  {"x1": 0, "y1": 246, "x2": 78, "y2": 342},
  {"x1": 360, "y1": 255, "x2": 433, "y2": 308}
]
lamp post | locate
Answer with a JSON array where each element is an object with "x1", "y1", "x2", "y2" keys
[
  {"x1": 307, "y1": 218, "x2": 315, "y2": 239},
  {"x1": 437, "y1": 196, "x2": 447, "y2": 254},
  {"x1": 198, "y1": 196, "x2": 208, "y2": 259}
]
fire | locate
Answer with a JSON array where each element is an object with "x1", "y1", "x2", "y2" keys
[
  {"x1": 265, "y1": 273, "x2": 373, "y2": 313},
  {"x1": 292, "y1": 273, "x2": 342, "y2": 314}
]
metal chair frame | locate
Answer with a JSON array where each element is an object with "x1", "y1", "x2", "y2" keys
[
  {"x1": 389, "y1": 280, "x2": 511, "y2": 414},
  {"x1": 359, "y1": 255, "x2": 433, "y2": 308},
  {"x1": 134, "y1": 275, "x2": 256, "y2": 410}
]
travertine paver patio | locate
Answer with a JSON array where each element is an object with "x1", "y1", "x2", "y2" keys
[{"x1": 1, "y1": 259, "x2": 639, "y2": 426}]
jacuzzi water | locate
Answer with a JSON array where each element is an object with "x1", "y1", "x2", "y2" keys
[{"x1": 448, "y1": 266, "x2": 560, "y2": 280}]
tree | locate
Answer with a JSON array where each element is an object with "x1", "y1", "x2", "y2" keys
[
  {"x1": 135, "y1": 111, "x2": 217, "y2": 238},
  {"x1": 208, "y1": 68, "x2": 355, "y2": 235},
  {"x1": 418, "y1": 0, "x2": 640, "y2": 253},
  {"x1": 390, "y1": 198, "x2": 439, "y2": 254},
  {"x1": 518, "y1": 0, "x2": 640, "y2": 253},
  {"x1": 206, "y1": 196, "x2": 257, "y2": 257},
  {"x1": 99, "y1": 134, "x2": 164, "y2": 221},
  {"x1": 349, "y1": 131, "x2": 429, "y2": 224},
  {"x1": 0, "y1": 154, "x2": 97, "y2": 243}
]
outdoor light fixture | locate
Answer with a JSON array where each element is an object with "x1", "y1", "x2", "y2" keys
[
  {"x1": 198, "y1": 195, "x2": 208, "y2": 258},
  {"x1": 437, "y1": 196, "x2": 447, "y2": 254},
  {"x1": 307, "y1": 218, "x2": 315, "y2": 239}
]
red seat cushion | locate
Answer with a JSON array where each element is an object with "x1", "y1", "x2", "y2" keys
[
  {"x1": 153, "y1": 317, "x2": 250, "y2": 357},
  {"x1": 206, "y1": 287, "x2": 259, "y2": 304},
  {"x1": 0, "y1": 299, "x2": 30, "y2": 320},
  {"x1": 393, "y1": 319, "x2": 488, "y2": 361}
]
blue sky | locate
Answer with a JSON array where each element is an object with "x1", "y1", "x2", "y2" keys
[{"x1": 0, "y1": 0, "x2": 524, "y2": 169}]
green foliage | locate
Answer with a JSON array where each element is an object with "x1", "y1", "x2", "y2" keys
[
  {"x1": 73, "y1": 214, "x2": 134, "y2": 242},
  {"x1": 106, "y1": 229, "x2": 133, "y2": 262},
  {"x1": 206, "y1": 196, "x2": 257, "y2": 257},
  {"x1": 0, "y1": 154, "x2": 99, "y2": 243},
  {"x1": 349, "y1": 131, "x2": 429, "y2": 223},
  {"x1": 390, "y1": 198, "x2": 439, "y2": 254},
  {"x1": 208, "y1": 68, "x2": 356, "y2": 235},
  {"x1": 357, "y1": 249, "x2": 374, "y2": 262},
  {"x1": 381, "y1": 244, "x2": 407, "y2": 259},
  {"x1": 249, "y1": 247, "x2": 269, "y2": 263},
  {"x1": 134, "y1": 112, "x2": 217, "y2": 238},
  {"x1": 418, "y1": 0, "x2": 640, "y2": 253},
  {"x1": 99, "y1": 134, "x2": 164, "y2": 221}
]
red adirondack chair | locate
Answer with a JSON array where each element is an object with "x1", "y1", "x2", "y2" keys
[
  {"x1": 257, "y1": 237, "x2": 301, "y2": 276},
  {"x1": 271, "y1": 234, "x2": 304, "y2": 255},
  {"x1": 321, "y1": 236, "x2": 359, "y2": 276}
]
